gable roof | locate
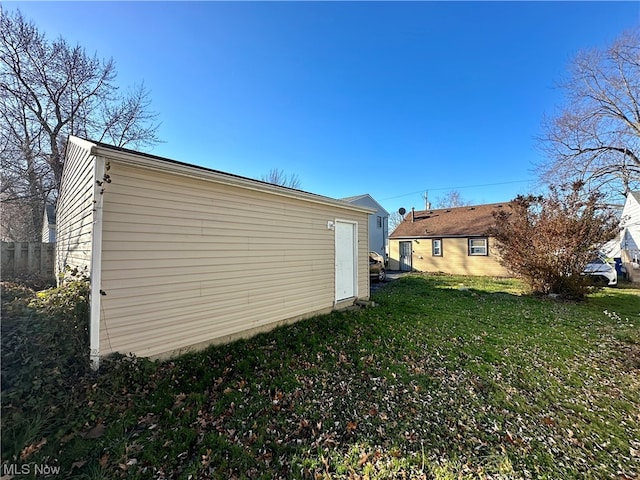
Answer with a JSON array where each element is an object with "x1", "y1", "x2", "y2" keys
[
  {"x1": 390, "y1": 202, "x2": 510, "y2": 238},
  {"x1": 341, "y1": 194, "x2": 390, "y2": 216}
]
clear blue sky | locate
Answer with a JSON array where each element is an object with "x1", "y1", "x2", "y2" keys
[{"x1": 8, "y1": 1, "x2": 640, "y2": 216}]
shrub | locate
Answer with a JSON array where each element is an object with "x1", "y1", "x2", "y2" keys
[
  {"x1": 1, "y1": 273, "x2": 92, "y2": 462},
  {"x1": 0, "y1": 273, "x2": 55, "y2": 291},
  {"x1": 489, "y1": 183, "x2": 620, "y2": 299}
]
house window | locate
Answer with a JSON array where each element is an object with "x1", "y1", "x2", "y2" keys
[
  {"x1": 432, "y1": 239, "x2": 442, "y2": 256},
  {"x1": 468, "y1": 238, "x2": 488, "y2": 256},
  {"x1": 376, "y1": 216, "x2": 382, "y2": 229}
]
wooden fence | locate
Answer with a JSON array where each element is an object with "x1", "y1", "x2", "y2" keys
[{"x1": 0, "y1": 242, "x2": 55, "y2": 281}]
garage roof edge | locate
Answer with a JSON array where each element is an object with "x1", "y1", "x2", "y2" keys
[{"x1": 74, "y1": 136, "x2": 374, "y2": 214}]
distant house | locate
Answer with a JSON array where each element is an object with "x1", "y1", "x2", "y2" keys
[
  {"x1": 388, "y1": 203, "x2": 511, "y2": 277},
  {"x1": 342, "y1": 194, "x2": 389, "y2": 258},
  {"x1": 620, "y1": 191, "x2": 640, "y2": 282},
  {"x1": 57, "y1": 136, "x2": 373, "y2": 367},
  {"x1": 42, "y1": 204, "x2": 56, "y2": 243}
]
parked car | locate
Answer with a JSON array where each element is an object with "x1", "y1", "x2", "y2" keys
[
  {"x1": 583, "y1": 255, "x2": 617, "y2": 286},
  {"x1": 369, "y1": 252, "x2": 386, "y2": 282}
]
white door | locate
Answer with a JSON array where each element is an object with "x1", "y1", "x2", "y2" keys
[{"x1": 335, "y1": 220, "x2": 357, "y2": 301}]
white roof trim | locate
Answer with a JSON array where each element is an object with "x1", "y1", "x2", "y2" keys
[{"x1": 342, "y1": 193, "x2": 390, "y2": 216}]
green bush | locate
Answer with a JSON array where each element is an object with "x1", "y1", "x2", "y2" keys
[{"x1": 1, "y1": 275, "x2": 92, "y2": 463}]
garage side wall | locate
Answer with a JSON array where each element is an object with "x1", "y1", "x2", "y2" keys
[
  {"x1": 99, "y1": 161, "x2": 369, "y2": 358},
  {"x1": 55, "y1": 140, "x2": 97, "y2": 280}
]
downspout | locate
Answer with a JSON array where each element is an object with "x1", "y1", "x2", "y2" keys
[{"x1": 89, "y1": 155, "x2": 106, "y2": 370}]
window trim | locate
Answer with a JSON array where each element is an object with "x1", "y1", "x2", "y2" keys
[
  {"x1": 432, "y1": 238, "x2": 442, "y2": 256},
  {"x1": 468, "y1": 237, "x2": 488, "y2": 256}
]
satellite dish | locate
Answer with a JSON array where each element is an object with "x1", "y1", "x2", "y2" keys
[{"x1": 398, "y1": 208, "x2": 406, "y2": 215}]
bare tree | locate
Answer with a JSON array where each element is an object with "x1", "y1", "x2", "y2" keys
[
  {"x1": 435, "y1": 190, "x2": 471, "y2": 209},
  {"x1": 388, "y1": 211, "x2": 404, "y2": 232},
  {"x1": 0, "y1": 7, "x2": 160, "y2": 240},
  {"x1": 261, "y1": 168, "x2": 302, "y2": 189},
  {"x1": 538, "y1": 27, "x2": 640, "y2": 201}
]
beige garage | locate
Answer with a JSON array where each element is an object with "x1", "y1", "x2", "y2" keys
[{"x1": 56, "y1": 137, "x2": 373, "y2": 368}]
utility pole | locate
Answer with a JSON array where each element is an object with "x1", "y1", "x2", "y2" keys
[{"x1": 423, "y1": 191, "x2": 431, "y2": 210}]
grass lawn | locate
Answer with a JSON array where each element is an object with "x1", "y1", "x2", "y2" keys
[{"x1": 1, "y1": 274, "x2": 639, "y2": 479}]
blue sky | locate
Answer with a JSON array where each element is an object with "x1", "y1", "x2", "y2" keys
[{"x1": 8, "y1": 1, "x2": 640, "y2": 216}]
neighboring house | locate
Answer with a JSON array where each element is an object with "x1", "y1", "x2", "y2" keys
[
  {"x1": 620, "y1": 191, "x2": 640, "y2": 282},
  {"x1": 57, "y1": 136, "x2": 374, "y2": 368},
  {"x1": 42, "y1": 204, "x2": 56, "y2": 243},
  {"x1": 388, "y1": 203, "x2": 511, "y2": 277},
  {"x1": 342, "y1": 194, "x2": 389, "y2": 259}
]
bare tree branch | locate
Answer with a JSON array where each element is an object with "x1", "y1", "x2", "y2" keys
[
  {"x1": 537, "y1": 27, "x2": 640, "y2": 201},
  {"x1": 261, "y1": 168, "x2": 302, "y2": 189},
  {"x1": 435, "y1": 190, "x2": 471, "y2": 209},
  {"x1": 0, "y1": 7, "x2": 160, "y2": 240}
]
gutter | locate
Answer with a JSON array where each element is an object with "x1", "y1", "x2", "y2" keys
[
  {"x1": 89, "y1": 155, "x2": 106, "y2": 370},
  {"x1": 390, "y1": 234, "x2": 493, "y2": 240}
]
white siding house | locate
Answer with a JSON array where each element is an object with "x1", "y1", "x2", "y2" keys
[
  {"x1": 621, "y1": 191, "x2": 640, "y2": 282},
  {"x1": 342, "y1": 194, "x2": 389, "y2": 259},
  {"x1": 41, "y1": 204, "x2": 56, "y2": 243},
  {"x1": 57, "y1": 137, "x2": 373, "y2": 367}
]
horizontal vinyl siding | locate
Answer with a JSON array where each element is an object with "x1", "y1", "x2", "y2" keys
[
  {"x1": 388, "y1": 240, "x2": 400, "y2": 271},
  {"x1": 622, "y1": 195, "x2": 640, "y2": 251},
  {"x1": 389, "y1": 237, "x2": 511, "y2": 277},
  {"x1": 100, "y1": 161, "x2": 368, "y2": 358},
  {"x1": 55, "y1": 140, "x2": 96, "y2": 278}
]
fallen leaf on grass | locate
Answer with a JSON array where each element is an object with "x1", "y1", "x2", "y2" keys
[
  {"x1": 20, "y1": 437, "x2": 47, "y2": 460},
  {"x1": 173, "y1": 392, "x2": 187, "y2": 408},
  {"x1": 118, "y1": 458, "x2": 138, "y2": 470},
  {"x1": 83, "y1": 423, "x2": 105, "y2": 439},
  {"x1": 60, "y1": 432, "x2": 76, "y2": 444},
  {"x1": 71, "y1": 460, "x2": 87, "y2": 470}
]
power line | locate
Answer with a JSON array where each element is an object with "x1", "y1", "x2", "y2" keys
[{"x1": 380, "y1": 179, "x2": 535, "y2": 201}]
